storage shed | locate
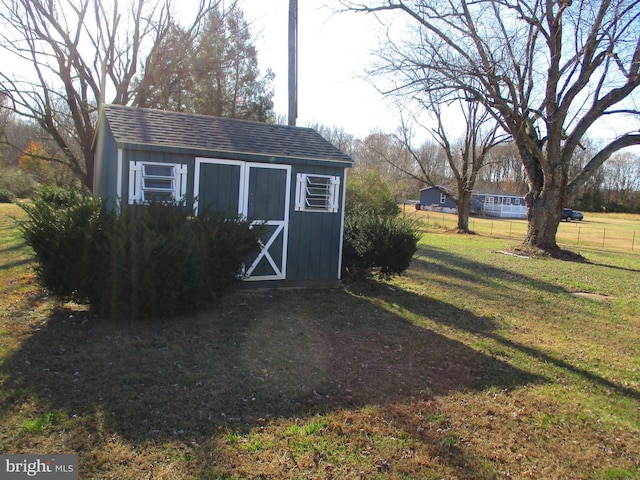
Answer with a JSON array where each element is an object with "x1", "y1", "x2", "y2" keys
[{"x1": 93, "y1": 105, "x2": 353, "y2": 287}]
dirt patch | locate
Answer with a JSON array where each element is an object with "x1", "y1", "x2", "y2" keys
[
  {"x1": 508, "y1": 245, "x2": 588, "y2": 262},
  {"x1": 495, "y1": 249, "x2": 530, "y2": 259},
  {"x1": 571, "y1": 292, "x2": 613, "y2": 301}
]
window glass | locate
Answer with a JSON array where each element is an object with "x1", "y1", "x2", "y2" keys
[
  {"x1": 143, "y1": 164, "x2": 174, "y2": 177},
  {"x1": 143, "y1": 178, "x2": 174, "y2": 190}
]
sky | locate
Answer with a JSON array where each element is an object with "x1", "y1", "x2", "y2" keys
[
  {"x1": 3, "y1": 0, "x2": 636, "y2": 149},
  {"x1": 0, "y1": 0, "x2": 403, "y2": 139},
  {"x1": 234, "y1": 0, "x2": 401, "y2": 138},
  {"x1": 230, "y1": 1, "x2": 640, "y2": 152}
]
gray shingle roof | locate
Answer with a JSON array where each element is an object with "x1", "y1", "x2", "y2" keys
[{"x1": 101, "y1": 105, "x2": 351, "y2": 164}]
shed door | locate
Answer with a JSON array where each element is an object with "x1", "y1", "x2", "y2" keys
[{"x1": 195, "y1": 159, "x2": 291, "y2": 281}]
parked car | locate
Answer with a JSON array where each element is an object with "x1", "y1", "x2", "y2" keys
[{"x1": 562, "y1": 208, "x2": 584, "y2": 221}]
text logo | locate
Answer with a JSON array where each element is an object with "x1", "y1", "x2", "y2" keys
[{"x1": 0, "y1": 455, "x2": 78, "y2": 479}]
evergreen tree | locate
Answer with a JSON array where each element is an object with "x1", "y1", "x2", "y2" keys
[{"x1": 137, "y1": 5, "x2": 274, "y2": 122}]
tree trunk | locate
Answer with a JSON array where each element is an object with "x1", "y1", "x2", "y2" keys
[
  {"x1": 83, "y1": 149, "x2": 95, "y2": 191},
  {"x1": 456, "y1": 189, "x2": 472, "y2": 233},
  {"x1": 523, "y1": 167, "x2": 567, "y2": 251}
]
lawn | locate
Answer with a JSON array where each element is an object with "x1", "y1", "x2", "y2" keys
[
  {"x1": 408, "y1": 207, "x2": 640, "y2": 252},
  {"x1": 1, "y1": 203, "x2": 639, "y2": 479}
]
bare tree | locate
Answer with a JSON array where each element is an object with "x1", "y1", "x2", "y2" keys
[
  {"x1": 602, "y1": 152, "x2": 640, "y2": 209},
  {"x1": 305, "y1": 122, "x2": 359, "y2": 158},
  {"x1": 478, "y1": 142, "x2": 528, "y2": 194},
  {"x1": 355, "y1": 131, "x2": 423, "y2": 202},
  {"x1": 0, "y1": 0, "x2": 217, "y2": 189},
  {"x1": 340, "y1": 0, "x2": 640, "y2": 252},
  {"x1": 396, "y1": 97, "x2": 507, "y2": 232}
]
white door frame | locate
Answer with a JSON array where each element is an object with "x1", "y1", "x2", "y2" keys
[{"x1": 195, "y1": 158, "x2": 291, "y2": 281}]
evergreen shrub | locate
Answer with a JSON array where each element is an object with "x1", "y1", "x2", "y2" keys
[
  {"x1": 343, "y1": 209, "x2": 420, "y2": 280},
  {"x1": 19, "y1": 186, "x2": 100, "y2": 298},
  {"x1": 342, "y1": 168, "x2": 419, "y2": 281},
  {"x1": 19, "y1": 187, "x2": 261, "y2": 321},
  {"x1": 0, "y1": 188, "x2": 16, "y2": 203}
]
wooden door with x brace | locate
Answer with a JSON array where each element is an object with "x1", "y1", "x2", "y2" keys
[{"x1": 194, "y1": 158, "x2": 291, "y2": 281}]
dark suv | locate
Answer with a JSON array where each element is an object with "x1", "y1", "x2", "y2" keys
[{"x1": 562, "y1": 208, "x2": 584, "y2": 221}]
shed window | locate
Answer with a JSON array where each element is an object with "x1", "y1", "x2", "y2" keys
[
  {"x1": 129, "y1": 161, "x2": 187, "y2": 204},
  {"x1": 295, "y1": 173, "x2": 340, "y2": 213},
  {"x1": 440, "y1": 193, "x2": 446, "y2": 204}
]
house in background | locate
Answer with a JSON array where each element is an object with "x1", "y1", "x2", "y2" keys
[
  {"x1": 471, "y1": 191, "x2": 527, "y2": 219},
  {"x1": 419, "y1": 186, "x2": 458, "y2": 214},
  {"x1": 93, "y1": 105, "x2": 353, "y2": 288},
  {"x1": 418, "y1": 186, "x2": 527, "y2": 219}
]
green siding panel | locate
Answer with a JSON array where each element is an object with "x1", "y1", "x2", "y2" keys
[
  {"x1": 93, "y1": 122, "x2": 120, "y2": 206},
  {"x1": 286, "y1": 164, "x2": 345, "y2": 282},
  {"x1": 198, "y1": 163, "x2": 241, "y2": 216},
  {"x1": 247, "y1": 167, "x2": 287, "y2": 221}
]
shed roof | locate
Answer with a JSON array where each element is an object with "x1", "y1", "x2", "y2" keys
[{"x1": 100, "y1": 104, "x2": 352, "y2": 164}]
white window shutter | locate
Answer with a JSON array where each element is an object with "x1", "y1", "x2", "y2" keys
[
  {"x1": 295, "y1": 173, "x2": 305, "y2": 211},
  {"x1": 177, "y1": 164, "x2": 188, "y2": 201},
  {"x1": 329, "y1": 176, "x2": 340, "y2": 212},
  {"x1": 128, "y1": 162, "x2": 142, "y2": 204}
]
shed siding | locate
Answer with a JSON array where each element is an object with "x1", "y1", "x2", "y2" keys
[
  {"x1": 198, "y1": 162, "x2": 241, "y2": 216},
  {"x1": 287, "y1": 164, "x2": 345, "y2": 282},
  {"x1": 93, "y1": 123, "x2": 119, "y2": 203},
  {"x1": 247, "y1": 167, "x2": 287, "y2": 221},
  {"x1": 112, "y1": 150, "x2": 347, "y2": 284}
]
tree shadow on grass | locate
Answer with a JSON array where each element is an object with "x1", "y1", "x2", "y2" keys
[
  {"x1": 0, "y1": 257, "x2": 33, "y2": 271},
  {"x1": 412, "y1": 244, "x2": 567, "y2": 296},
  {"x1": 369, "y1": 283, "x2": 640, "y2": 403},
  {"x1": 395, "y1": 245, "x2": 640, "y2": 402},
  {"x1": 0, "y1": 288, "x2": 545, "y2": 445}
]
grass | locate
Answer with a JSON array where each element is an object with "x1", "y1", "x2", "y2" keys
[
  {"x1": 21, "y1": 410, "x2": 65, "y2": 433},
  {"x1": 1, "y1": 202, "x2": 640, "y2": 479},
  {"x1": 407, "y1": 208, "x2": 640, "y2": 251}
]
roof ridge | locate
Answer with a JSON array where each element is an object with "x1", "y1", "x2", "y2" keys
[{"x1": 102, "y1": 104, "x2": 316, "y2": 132}]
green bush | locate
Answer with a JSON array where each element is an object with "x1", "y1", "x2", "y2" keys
[
  {"x1": 342, "y1": 169, "x2": 419, "y2": 281},
  {"x1": 0, "y1": 167, "x2": 37, "y2": 198},
  {"x1": 18, "y1": 186, "x2": 100, "y2": 298},
  {"x1": 0, "y1": 188, "x2": 16, "y2": 203},
  {"x1": 18, "y1": 188, "x2": 261, "y2": 321},
  {"x1": 346, "y1": 168, "x2": 401, "y2": 217},
  {"x1": 342, "y1": 209, "x2": 420, "y2": 280},
  {"x1": 32, "y1": 184, "x2": 84, "y2": 206}
]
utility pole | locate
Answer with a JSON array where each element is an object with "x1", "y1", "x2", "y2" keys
[{"x1": 288, "y1": 0, "x2": 298, "y2": 126}]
